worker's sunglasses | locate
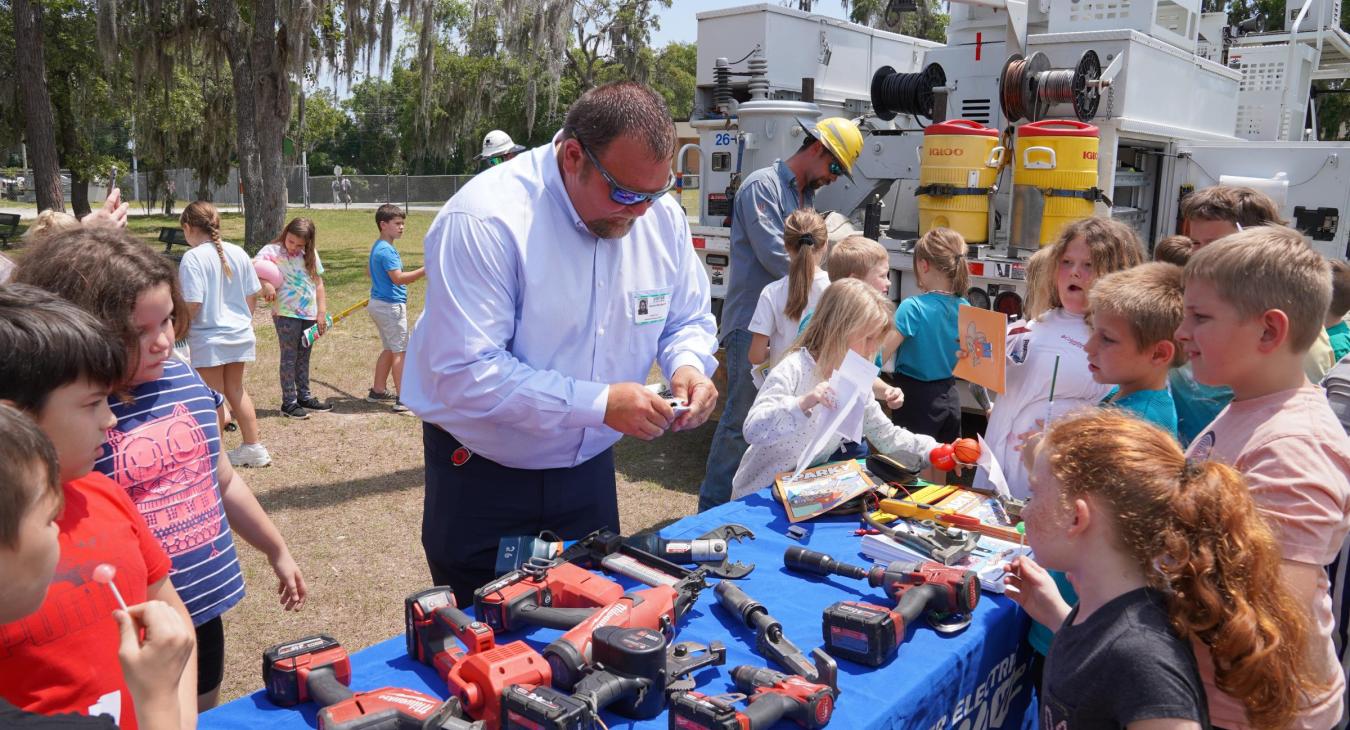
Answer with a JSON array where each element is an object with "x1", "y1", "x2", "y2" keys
[
  {"x1": 828, "y1": 160, "x2": 844, "y2": 176},
  {"x1": 577, "y1": 139, "x2": 676, "y2": 206},
  {"x1": 487, "y1": 156, "x2": 506, "y2": 167}
]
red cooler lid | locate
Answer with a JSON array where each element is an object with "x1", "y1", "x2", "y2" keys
[
  {"x1": 925, "y1": 119, "x2": 999, "y2": 137},
  {"x1": 1016, "y1": 120, "x2": 1098, "y2": 138}
]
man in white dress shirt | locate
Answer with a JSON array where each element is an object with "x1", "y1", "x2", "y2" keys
[{"x1": 403, "y1": 82, "x2": 720, "y2": 604}]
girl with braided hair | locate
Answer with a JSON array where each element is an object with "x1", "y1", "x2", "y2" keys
[
  {"x1": 179, "y1": 201, "x2": 270, "y2": 468},
  {"x1": 1005, "y1": 409, "x2": 1320, "y2": 729}
]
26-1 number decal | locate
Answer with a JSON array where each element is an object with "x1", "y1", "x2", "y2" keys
[{"x1": 714, "y1": 133, "x2": 733, "y2": 146}]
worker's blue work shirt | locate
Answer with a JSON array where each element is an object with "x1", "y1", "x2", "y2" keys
[
  {"x1": 402, "y1": 131, "x2": 719, "y2": 469},
  {"x1": 719, "y1": 159, "x2": 814, "y2": 340}
]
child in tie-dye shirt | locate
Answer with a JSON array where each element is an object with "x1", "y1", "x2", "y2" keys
[{"x1": 256, "y1": 217, "x2": 331, "y2": 419}]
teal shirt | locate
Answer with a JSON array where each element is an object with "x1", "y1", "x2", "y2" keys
[
  {"x1": 1027, "y1": 385, "x2": 1179, "y2": 655},
  {"x1": 893, "y1": 291, "x2": 968, "y2": 381},
  {"x1": 1168, "y1": 365, "x2": 1232, "y2": 447},
  {"x1": 1329, "y1": 321, "x2": 1350, "y2": 363},
  {"x1": 1101, "y1": 387, "x2": 1179, "y2": 440}
]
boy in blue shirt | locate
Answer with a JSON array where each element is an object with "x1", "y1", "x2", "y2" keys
[
  {"x1": 366, "y1": 204, "x2": 424, "y2": 412},
  {"x1": 1083, "y1": 262, "x2": 1184, "y2": 438}
]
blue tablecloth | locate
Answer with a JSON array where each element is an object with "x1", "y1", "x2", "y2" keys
[{"x1": 204, "y1": 489, "x2": 1037, "y2": 729}]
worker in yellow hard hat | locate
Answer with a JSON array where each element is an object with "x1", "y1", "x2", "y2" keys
[
  {"x1": 795, "y1": 116, "x2": 864, "y2": 188},
  {"x1": 696, "y1": 113, "x2": 864, "y2": 513}
]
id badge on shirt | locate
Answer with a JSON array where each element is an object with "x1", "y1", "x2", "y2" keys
[{"x1": 631, "y1": 288, "x2": 671, "y2": 326}]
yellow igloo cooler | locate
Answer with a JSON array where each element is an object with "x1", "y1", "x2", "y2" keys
[
  {"x1": 917, "y1": 120, "x2": 1003, "y2": 243},
  {"x1": 1013, "y1": 120, "x2": 1101, "y2": 245}
]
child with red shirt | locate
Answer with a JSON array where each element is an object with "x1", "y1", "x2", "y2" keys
[{"x1": 0, "y1": 285, "x2": 196, "y2": 729}]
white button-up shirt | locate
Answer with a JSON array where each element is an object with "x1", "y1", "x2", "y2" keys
[{"x1": 402, "y1": 132, "x2": 719, "y2": 469}]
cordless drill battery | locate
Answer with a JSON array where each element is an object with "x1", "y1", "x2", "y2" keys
[{"x1": 820, "y1": 602, "x2": 900, "y2": 667}]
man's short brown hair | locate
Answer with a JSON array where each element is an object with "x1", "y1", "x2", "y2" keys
[
  {"x1": 1089, "y1": 262, "x2": 1186, "y2": 366},
  {"x1": 561, "y1": 81, "x2": 676, "y2": 160},
  {"x1": 0, "y1": 403, "x2": 60, "y2": 549},
  {"x1": 1180, "y1": 185, "x2": 1285, "y2": 227},
  {"x1": 826, "y1": 235, "x2": 888, "y2": 281},
  {"x1": 1184, "y1": 225, "x2": 1331, "y2": 352}
]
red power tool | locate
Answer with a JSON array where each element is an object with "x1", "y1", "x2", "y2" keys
[
  {"x1": 263, "y1": 634, "x2": 484, "y2": 730},
  {"x1": 667, "y1": 665, "x2": 837, "y2": 729},
  {"x1": 404, "y1": 587, "x2": 553, "y2": 730},
  {"x1": 782, "y1": 547, "x2": 980, "y2": 666},
  {"x1": 500, "y1": 626, "x2": 725, "y2": 729},
  {"x1": 543, "y1": 569, "x2": 708, "y2": 691},
  {"x1": 474, "y1": 559, "x2": 624, "y2": 633}
]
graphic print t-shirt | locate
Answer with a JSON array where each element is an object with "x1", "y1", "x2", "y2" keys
[
  {"x1": 256, "y1": 243, "x2": 325, "y2": 320},
  {"x1": 93, "y1": 359, "x2": 245, "y2": 626},
  {"x1": 0, "y1": 474, "x2": 171, "y2": 729}
]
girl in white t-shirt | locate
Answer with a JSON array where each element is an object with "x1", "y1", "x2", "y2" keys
[
  {"x1": 747, "y1": 208, "x2": 829, "y2": 385},
  {"x1": 732, "y1": 278, "x2": 939, "y2": 498},
  {"x1": 179, "y1": 201, "x2": 270, "y2": 467},
  {"x1": 973, "y1": 217, "x2": 1144, "y2": 499}
]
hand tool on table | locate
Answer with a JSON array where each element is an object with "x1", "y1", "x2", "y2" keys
[
  {"x1": 783, "y1": 547, "x2": 980, "y2": 666},
  {"x1": 403, "y1": 588, "x2": 553, "y2": 729},
  {"x1": 713, "y1": 581, "x2": 837, "y2": 685},
  {"x1": 561, "y1": 528, "x2": 710, "y2": 588},
  {"x1": 667, "y1": 665, "x2": 838, "y2": 729},
  {"x1": 264, "y1": 634, "x2": 484, "y2": 730},
  {"x1": 860, "y1": 507, "x2": 980, "y2": 565},
  {"x1": 624, "y1": 523, "x2": 757, "y2": 579},
  {"x1": 877, "y1": 497, "x2": 1021, "y2": 543},
  {"x1": 500, "y1": 626, "x2": 725, "y2": 729},
  {"x1": 301, "y1": 298, "x2": 369, "y2": 347},
  {"x1": 473, "y1": 558, "x2": 623, "y2": 633},
  {"x1": 543, "y1": 568, "x2": 709, "y2": 691}
]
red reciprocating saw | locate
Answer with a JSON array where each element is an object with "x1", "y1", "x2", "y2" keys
[
  {"x1": 782, "y1": 546, "x2": 980, "y2": 667},
  {"x1": 543, "y1": 569, "x2": 708, "y2": 691},
  {"x1": 263, "y1": 634, "x2": 484, "y2": 730},
  {"x1": 404, "y1": 587, "x2": 553, "y2": 730},
  {"x1": 667, "y1": 665, "x2": 837, "y2": 729}
]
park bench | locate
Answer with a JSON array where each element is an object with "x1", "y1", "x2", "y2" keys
[
  {"x1": 158, "y1": 226, "x2": 188, "y2": 256},
  {"x1": 0, "y1": 213, "x2": 19, "y2": 249}
]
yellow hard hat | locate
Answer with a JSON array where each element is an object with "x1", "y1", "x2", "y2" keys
[{"x1": 798, "y1": 116, "x2": 863, "y2": 179}]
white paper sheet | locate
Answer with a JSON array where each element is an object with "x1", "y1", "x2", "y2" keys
[
  {"x1": 793, "y1": 350, "x2": 879, "y2": 476},
  {"x1": 976, "y1": 433, "x2": 1011, "y2": 499}
]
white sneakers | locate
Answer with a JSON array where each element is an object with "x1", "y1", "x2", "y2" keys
[{"x1": 228, "y1": 442, "x2": 273, "y2": 468}]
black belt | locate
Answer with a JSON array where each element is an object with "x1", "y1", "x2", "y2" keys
[
  {"x1": 1043, "y1": 186, "x2": 1113, "y2": 207},
  {"x1": 915, "y1": 184, "x2": 992, "y2": 197}
]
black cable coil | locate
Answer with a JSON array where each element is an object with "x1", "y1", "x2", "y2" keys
[{"x1": 870, "y1": 63, "x2": 947, "y2": 121}]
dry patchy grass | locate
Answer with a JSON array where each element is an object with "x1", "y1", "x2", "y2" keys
[{"x1": 80, "y1": 208, "x2": 718, "y2": 702}]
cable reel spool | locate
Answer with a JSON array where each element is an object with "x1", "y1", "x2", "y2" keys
[
  {"x1": 998, "y1": 50, "x2": 1104, "y2": 123},
  {"x1": 871, "y1": 63, "x2": 947, "y2": 122}
]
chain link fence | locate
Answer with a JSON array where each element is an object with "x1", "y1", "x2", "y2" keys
[{"x1": 296, "y1": 174, "x2": 473, "y2": 210}]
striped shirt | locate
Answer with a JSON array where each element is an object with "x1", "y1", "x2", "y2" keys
[{"x1": 93, "y1": 359, "x2": 245, "y2": 625}]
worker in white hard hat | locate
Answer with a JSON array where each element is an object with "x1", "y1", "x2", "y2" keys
[
  {"x1": 696, "y1": 115, "x2": 864, "y2": 512},
  {"x1": 477, "y1": 130, "x2": 528, "y2": 170}
]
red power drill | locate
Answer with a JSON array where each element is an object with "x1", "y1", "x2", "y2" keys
[
  {"x1": 263, "y1": 634, "x2": 484, "y2": 730},
  {"x1": 783, "y1": 546, "x2": 980, "y2": 667},
  {"x1": 403, "y1": 587, "x2": 553, "y2": 730},
  {"x1": 543, "y1": 570, "x2": 708, "y2": 691},
  {"x1": 667, "y1": 665, "x2": 837, "y2": 729},
  {"x1": 474, "y1": 558, "x2": 624, "y2": 633}
]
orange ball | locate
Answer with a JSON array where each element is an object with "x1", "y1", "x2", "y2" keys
[{"x1": 952, "y1": 438, "x2": 980, "y2": 464}]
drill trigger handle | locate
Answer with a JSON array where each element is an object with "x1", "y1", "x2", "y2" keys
[{"x1": 305, "y1": 665, "x2": 353, "y2": 709}]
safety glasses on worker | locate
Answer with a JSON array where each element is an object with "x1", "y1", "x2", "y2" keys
[
  {"x1": 828, "y1": 161, "x2": 844, "y2": 176},
  {"x1": 576, "y1": 138, "x2": 676, "y2": 206}
]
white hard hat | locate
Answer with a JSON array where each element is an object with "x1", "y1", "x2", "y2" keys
[{"x1": 479, "y1": 130, "x2": 524, "y2": 160}]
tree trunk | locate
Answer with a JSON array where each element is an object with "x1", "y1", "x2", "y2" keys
[
  {"x1": 13, "y1": 0, "x2": 65, "y2": 213},
  {"x1": 55, "y1": 89, "x2": 92, "y2": 218},
  {"x1": 251, "y1": 13, "x2": 291, "y2": 252},
  {"x1": 228, "y1": 50, "x2": 268, "y2": 252}
]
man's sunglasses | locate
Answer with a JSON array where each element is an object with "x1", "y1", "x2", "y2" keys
[
  {"x1": 487, "y1": 156, "x2": 506, "y2": 167},
  {"x1": 577, "y1": 139, "x2": 676, "y2": 206},
  {"x1": 829, "y1": 160, "x2": 844, "y2": 176}
]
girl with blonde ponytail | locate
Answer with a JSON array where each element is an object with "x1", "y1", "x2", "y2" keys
[
  {"x1": 747, "y1": 208, "x2": 829, "y2": 383},
  {"x1": 179, "y1": 201, "x2": 271, "y2": 467},
  {"x1": 883, "y1": 227, "x2": 970, "y2": 443},
  {"x1": 1006, "y1": 409, "x2": 1319, "y2": 730}
]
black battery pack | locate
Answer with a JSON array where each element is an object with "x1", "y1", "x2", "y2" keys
[
  {"x1": 501, "y1": 684, "x2": 590, "y2": 730},
  {"x1": 821, "y1": 601, "x2": 901, "y2": 667}
]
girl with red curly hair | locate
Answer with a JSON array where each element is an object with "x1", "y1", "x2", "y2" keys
[{"x1": 1005, "y1": 409, "x2": 1320, "y2": 729}]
